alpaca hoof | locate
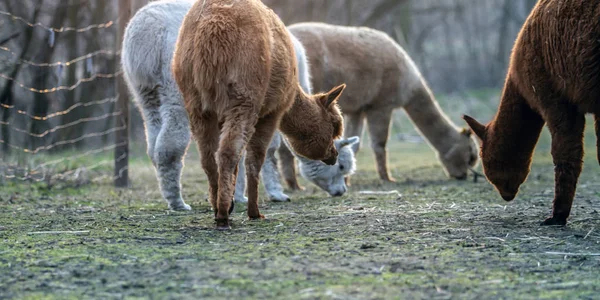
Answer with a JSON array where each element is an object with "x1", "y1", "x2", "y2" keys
[
  {"x1": 168, "y1": 201, "x2": 191, "y2": 211},
  {"x1": 344, "y1": 176, "x2": 351, "y2": 187},
  {"x1": 235, "y1": 196, "x2": 248, "y2": 204},
  {"x1": 541, "y1": 216, "x2": 567, "y2": 226},
  {"x1": 383, "y1": 177, "x2": 396, "y2": 183},
  {"x1": 215, "y1": 219, "x2": 231, "y2": 230},
  {"x1": 213, "y1": 203, "x2": 234, "y2": 218},
  {"x1": 269, "y1": 193, "x2": 291, "y2": 202},
  {"x1": 249, "y1": 214, "x2": 265, "y2": 220}
]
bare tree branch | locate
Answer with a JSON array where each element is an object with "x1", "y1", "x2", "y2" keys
[{"x1": 0, "y1": 32, "x2": 19, "y2": 46}]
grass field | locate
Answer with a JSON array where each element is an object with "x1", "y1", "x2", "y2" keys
[{"x1": 2, "y1": 99, "x2": 600, "y2": 298}]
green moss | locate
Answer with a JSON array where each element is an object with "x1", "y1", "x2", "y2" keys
[{"x1": 2, "y1": 98, "x2": 600, "y2": 298}]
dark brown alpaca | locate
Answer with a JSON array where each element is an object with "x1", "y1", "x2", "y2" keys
[
  {"x1": 464, "y1": 0, "x2": 600, "y2": 226},
  {"x1": 172, "y1": 0, "x2": 345, "y2": 229}
]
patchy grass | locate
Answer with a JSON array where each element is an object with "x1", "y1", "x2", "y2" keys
[{"x1": 2, "y1": 119, "x2": 600, "y2": 299}]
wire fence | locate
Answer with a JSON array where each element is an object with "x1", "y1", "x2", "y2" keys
[{"x1": 0, "y1": 2, "x2": 130, "y2": 188}]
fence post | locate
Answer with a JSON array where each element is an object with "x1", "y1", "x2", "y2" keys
[
  {"x1": 132, "y1": 0, "x2": 149, "y2": 12},
  {"x1": 115, "y1": 0, "x2": 132, "y2": 188}
]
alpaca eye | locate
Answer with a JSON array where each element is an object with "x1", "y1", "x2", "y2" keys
[{"x1": 339, "y1": 165, "x2": 345, "y2": 171}]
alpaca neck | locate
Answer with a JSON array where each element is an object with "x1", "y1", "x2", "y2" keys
[
  {"x1": 403, "y1": 84, "x2": 462, "y2": 154},
  {"x1": 280, "y1": 87, "x2": 320, "y2": 139},
  {"x1": 490, "y1": 78, "x2": 544, "y2": 162}
]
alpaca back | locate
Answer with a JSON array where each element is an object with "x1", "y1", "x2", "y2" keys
[
  {"x1": 122, "y1": 0, "x2": 193, "y2": 104},
  {"x1": 509, "y1": 0, "x2": 600, "y2": 112},
  {"x1": 173, "y1": 0, "x2": 297, "y2": 117},
  {"x1": 288, "y1": 22, "x2": 423, "y2": 113}
]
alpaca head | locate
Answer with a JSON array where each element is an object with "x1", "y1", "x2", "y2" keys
[
  {"x1": 438, "y1": 128, "x2": 480, "y2": 180},
  {"x1": 298, "y1": 136, "x2": 359, "y2": 197},
  {"x1": 463, "y1": 115, "x2": 528, "y2": 201},
  {"x1": 286, "y1": 84, "x2": 346, "y2": 165}
]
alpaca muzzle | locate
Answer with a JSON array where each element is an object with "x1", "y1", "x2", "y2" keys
[
  {"x1": 501, "y1": 193, "x2": 516, "y2": 201},
  {"x1": 454, "y1": 173, "x2": 468, "y2": 180}
]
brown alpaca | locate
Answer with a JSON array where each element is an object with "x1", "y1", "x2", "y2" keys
[
  {"x1": 280, "y1": 23, "x2": 479, "y2": 185},
  {"x1": 172, "y1": 0, "x2": 346, "y2": 229},
  {"x1": 464, "y1": 0, "x2": 600, "y2": 226}
]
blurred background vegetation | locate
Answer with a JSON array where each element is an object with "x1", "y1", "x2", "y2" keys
[{"x1": 0, "y1": 0, "x2": 539, "y2": 183}]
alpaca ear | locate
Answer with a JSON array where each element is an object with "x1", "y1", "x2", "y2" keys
[
  {"x1": 336, "y1": 136, "x2": 360, "y2": 148},
  {"x1": 461, "y1": 128, "x2": 472, "y2": 137},
  {"x1": 463, "y1": 115, "x2": 486, "y2": 140},
  {"x1": 322, "y1": 84, "x2": 346, "y2": 107},
  {"x1": 346, "y1": 136, "x2": 360, "y2": 146}
]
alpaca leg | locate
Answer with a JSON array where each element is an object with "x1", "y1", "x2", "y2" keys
[
  {"x1": 366, "y1": 109, "x2": 394, "y2": 182},
  {"x1": 234, "y1": 154, "x2": 249, "y2": 203},
  {"x1": 137, "y1": 88, "x2": 162, "y2": 167},
  {"x1": 343, "y1": 112, "x2": 365, "y2": 186},
  {"x1": 344, "y1": 112, "x2": 365, "y2": 154},
  {"x1": 138, "y1": 88, "x2": 191, "y2": 210},
  {"x1": 215, "y1": 111, "x2": 257, "y2": 227},
  {"x1": 543, "y1": 109, "x2": 585, "y2": 226},
  {"x1": 262, "y1": 132, "x2": 290, "y2": 202},
  {"x1": 278, "y1": 140, "x2": 303, "y2": 190},
  {"x1": 190, "y1": 111, "x2": 220, "y2": 212},
  {"x1": 155, "y1": 104, "x2": 191, "y2": 211},
  {"x1": 246, "y1": 114, "x2": 280, "y2": 219}
]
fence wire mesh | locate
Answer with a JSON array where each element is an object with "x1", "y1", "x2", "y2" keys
[{"x1": 0, "y1": 2, "x2": 128, "y2": 188}]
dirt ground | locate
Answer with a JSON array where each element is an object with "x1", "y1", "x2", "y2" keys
[{"x1": 1, "y1": 132, "x2": 600, "y2": 299}]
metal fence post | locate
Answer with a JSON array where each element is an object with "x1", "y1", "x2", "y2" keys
[{"x1": 115, "y1": 0, "x2": 132, "y2": 188}]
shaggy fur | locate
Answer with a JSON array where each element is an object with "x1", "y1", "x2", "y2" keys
[
  {"x1": 122, "y1": 0, "x2": 357, "y2": 211},
  {"x1": 463, "y1": 0, "x2": 600, "y2": 226},
  {"x1": 294, "y1": 137, "x2": 359, "y2": 196},
  {"x1": 236, "y1": 37, "x2": 358, "y2": 201},
  {"x1": 121, "y1": 0, "x2": 194, "y2": 211},
  {"x1": 235, "y1": 135, "x2": 359, "y2": 202},
  {"x1": 287, "y1": 23, "x2": 479, "y2": 184},
  {"x1": 173, "y1": 0, "x2": 345, "y2": 229}
]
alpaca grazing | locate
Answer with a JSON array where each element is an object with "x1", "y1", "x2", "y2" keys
[
  {"x1": 122, "y1": 0, "x2": 355, "y2": 211},
  {"x1": 284, "y1": 23, "x2": 479, "y2": 185},
  {"x1": 463, "y1": 0, "x2": 600, "y2": 226},
  {"x1": 173, "y1": 0, "x2": 346, "y2": 228},
  {"x1": 235, "y1": 33, "x2": 358, "y2": 202},
  {"x1": 235, "y1": 135, "x2": 359, "y2": 203}
]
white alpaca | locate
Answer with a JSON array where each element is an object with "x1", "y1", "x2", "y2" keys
[
  {"x1": 235, "y1": 135, "x2": 359, "y2": 202},
  {"x1": 121, "y1": 0, "x2": 358, "y2": 210},
  {"x1": 121, "y1": 0, "x2": 193, "y2": 210}
]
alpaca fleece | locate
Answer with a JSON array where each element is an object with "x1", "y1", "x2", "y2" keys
[
  {"x1": 464, "y1": 0, "x2": 600, "y2": 226},
  {"x1": 122, "y1": 0, "x2": 357, "y2": 210},
  {"x1": 287, "y1": 23, "x2": 479, "y2": 183},
  {"x1": 172, "y1": 0, "x2": 345, "y2": 228}
]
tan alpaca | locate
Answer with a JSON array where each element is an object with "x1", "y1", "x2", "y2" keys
[
  {"x1": 172, "y1": 0, "x2": 345, "y2": 229},
  {"x1": 283, "y1": 23, "x2": 479, "y2": 183}
]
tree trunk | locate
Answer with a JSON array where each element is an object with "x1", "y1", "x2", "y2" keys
[
  {"x1": 493, "y1": 0, "x2": 512, "y2": 84},
  {"x1": 0, "y1": 0, "x2": 43, "y2": 157},
  {"x1": 29, "y1": 1, "x2": 68, "y2": 152},
  {"x1": 54, "y1": 0, "x2": 82, "y2": 151},
  {"x1": 394, "y1": 0, "x2": 412, "y2": 49}
]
